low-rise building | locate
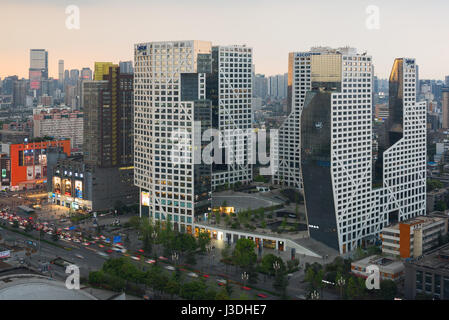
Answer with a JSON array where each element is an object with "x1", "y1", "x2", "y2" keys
[
  {"x1": 404, "y1": 243, "x2": 449, "y2": 300},
  {"x1": 351, "y1": 255, "x2": 405, "y2": 282},
  {"x1": 47, "y1": 156, "x2": 138, "y2": 211},
  {"x1": 381, "y1": 215, "x2": 448, "y2": 259}
]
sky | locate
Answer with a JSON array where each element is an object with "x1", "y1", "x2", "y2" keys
[{"x1": 1, "y1": 0, "x2": 449, "y2": 80}]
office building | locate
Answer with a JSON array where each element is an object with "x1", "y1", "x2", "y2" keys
[
  {"x1": 134, "y1": 40, "x2": 252, "y2": 232},
  {"x1": 58, "y1": 60, "x2": 64, "y2": 84},
  {"x1": 442, "y1": 88, "x2": 449, "y2": 129},
  {"x1": 268, "y1": 73, "x2": 288, "y2": 99},
  {"x1": 12, "y1": 79, "x2": 27, "y2": 107},
  {"x1": 119, "y1": 61, "x2": 134, "y2": 74},
  {"x1": 47, "y1": 63, "x2": 137, "y2": 211},
  {"x1": 94, "y1": 62, "x2": 116, "y2": 80},
  {"x1": 275, "y1": 47, "x2": 426, "y2": 254},
  {"x1": 381, "y1": 215, "x2": 448, "y2": 259},
  {"x1": 254, "y1": 74, "x2": 268, "y2": 99},
  {"x1": 29, "y1": 49, "x2": 48, "y2": 91},
  {"x1": 80, "y1": 68, "x2": 93, "y2": 81},
  {"x1": 404, "y1": 243, "x2": 449, "y2": 300},
  {"x1": 33, "y1": 107, "x2": 84, "y2": 150},
  {"x1": 351, "y1": 255, "x2": 405, "y2": 282},
  {"x1": 70, "y1": 69, "x2": 80, "y2": 83},
  {"x1": 83, "y1": 64, "x2": 133, "y2": 167}
]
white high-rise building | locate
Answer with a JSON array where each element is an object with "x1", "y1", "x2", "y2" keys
[
  {"x1": 211, "y1": 45, "x2": 253, "y2": 188},
  {"x1": 274, "y1": 47, "x2": 426, "y2": 254},
  {"x1": 134, "y1": 40, "x2": 252, "y2": 232},
  {"x1": 58, "y1": 60, "x2": 64, "y2": 84}
]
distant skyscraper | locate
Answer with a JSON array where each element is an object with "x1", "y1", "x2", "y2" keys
[
  {"x1": 442, "y1": 88, "x2": 449, "y2": 129},
  {"x1": 268, "y1": 73, "x2": 288, "y2": 99},
  {"x1": 80, "y1": 68, "x2": 93, "y2": 80},
  {"x1": 254, "y1": 74, "x2": 268, "y2": 99},
  {"x1": 445, "y1": 75, "x2": 449, "y2": 87},
  {"x1": 29, "y1": 49, "x2": 48, "y2": 90},
  {"x1": 13, "y1": 79, "x2": 27, "y2": 107},
  {"x1": 70, "y1": 69, "x2": 80, "y2": 83},
  {"x1": 58, "y1": 60, "x2": 64, "y2": 83},
  {"x1": 119, "y1": 61, "x2": 134, "y2": 74},
  {"x1": 94, "y1": 62, "x2": 116, "y2": 80}
]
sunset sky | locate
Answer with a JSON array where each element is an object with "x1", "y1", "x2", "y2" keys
[{"x1": 1, "y1": 0, "x2": 449, "y2": 79}]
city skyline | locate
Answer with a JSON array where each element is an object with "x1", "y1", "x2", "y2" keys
[{"x1": 2, "y1": 0, "x2": 449, "y2": 80}]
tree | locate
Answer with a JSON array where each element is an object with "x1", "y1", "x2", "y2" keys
[
  {"x1": 221, "y1": 244, "x2": 232, "y2": 261},
  {"x1": 215, "y1": 289, "x2": 230, "y2": 300},
  {"x1": 232, "y1": 238, "x2": 257, "y2": 271},
  {"x1": 180, "y1": 280, "x2": 208, "y2": 300},
  {"x1": 346, "y1": 277, "x2": 359, "y2": 299},
  {"x1": 128, "y1": 216, "x2": 141, "y2": 229},
  {"x1": 273, "y1": 273, "x2": 289, "y2": 297},
  {"x1": 165, "y1": 276, "x2": 181, "y2": 299},
  {"x1": 260, "y1": 254, "x2": 286, "y2": 276},
  {"x1": 305, "y1": 267, "x2": 316, "y2": 289},
  {"x1": 435, "y1": 200, "x2": 447, "y2": 212},
  {"x1": 379, "y1": 280, "x2": 397, "y2": 300},
  {"x1": 198, "y1": 231, "x2": 211, "y2": 253}
]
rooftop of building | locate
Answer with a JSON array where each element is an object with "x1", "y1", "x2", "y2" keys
[
  {"x1": 352, "y1": 255, "x2": 404, "y2": 273},
  {"x1": 383, "y1": 214, "x2": 448, "y2": 231},
  {"x1": 406, "y1": 243, "x2": 449, "y2": 273}
]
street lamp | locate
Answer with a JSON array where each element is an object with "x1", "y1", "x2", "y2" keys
[
  {"x1": 273, "y1": 260, "x2": 281, "y2": 277},
  {"x1": 172, "y1": 251, "x2": 179, "y2": 267},
  {"x1": 336, "y1": 276, "x2": 345, "y2": 300},
  {"x1": 206, "y1": 244, "x2": 213, "y2": 273},
  {"x1": 241, "y1": 271, "x2": 249, "y2": 288},
  {"x1": 310, "y1": 290, "x2": 320, "y2": 300}
]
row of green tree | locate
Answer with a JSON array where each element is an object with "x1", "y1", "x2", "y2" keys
[
  {"x1": 303, "y1": 256, "x2": 398, "y2": 300},
  {"x1": 89, "y1": 257, "x2": 240, "y2": 299}
]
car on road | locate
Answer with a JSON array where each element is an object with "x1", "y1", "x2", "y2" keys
[
  {"x1": 97, "y1": 252, "x2": 108, "y2": 258},
  {"x1": 75, "y1": 254, "x2": 84, "y2": 259},
  {"x1": 165, "y1": 265, "x2": 175, "y2": 271},
  {"x1": 146, "y1": 259, "x2": 156, "y2": 264},
  {"x1": 187, "y1": 272, "x2": 198, "y2": 278},
  {"x1": 217, "y1": 279, "x2": 227, "y2": 285},
  {"x1": 106, "y1": 249, "x2": 113, "y2": 254},
  {"x1": 131, "y1": 255, "x2": 141, "y2": 261},
  {"x1": 158, "y1": 256, "x2": 168, "y2": 261}
]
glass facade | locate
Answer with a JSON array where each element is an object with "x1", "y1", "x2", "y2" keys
[{"x1": 301, "y1": 91, "x2": 338, "y2": 250}]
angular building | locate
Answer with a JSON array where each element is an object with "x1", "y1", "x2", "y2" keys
[
  {"x1": 134, "y1": 40, "x2": 252, "y2": 233},
  {"x1": 275, "y1": 47, "x2": 426, "y2": 254}
]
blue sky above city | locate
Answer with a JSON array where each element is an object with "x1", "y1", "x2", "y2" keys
[{"x1": 1, "y1": 0, "x2": 449, "y2": 79}]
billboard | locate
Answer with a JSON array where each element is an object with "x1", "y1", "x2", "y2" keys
[
  {"x1": 64, "y1": 179, "x2": 72, "y2": 196},
  {"x1": 26, "y1": 166, "x2": 34, "y2": 180},
  {"x1": 35, "y1": 166, "x2": 42, "y2": 180},
  {"x1": 54, "y1": 177, "x2": 61, "y2": 194},
  {"x1": 141, "y1": 191, "x2": 150, "y2": 206},
  {"x1": 75, "y1": 180, "x2": 83, "y2": 199}
]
